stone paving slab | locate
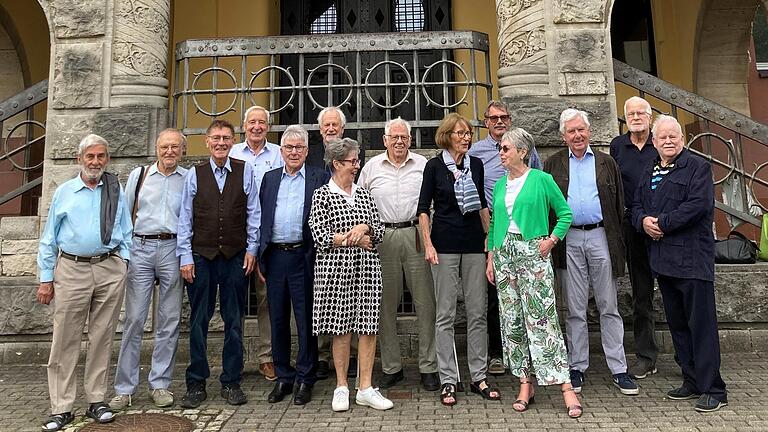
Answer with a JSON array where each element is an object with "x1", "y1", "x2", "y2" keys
[{"x1": 0, "y1": 353, "x2": 766, "y2": 431}]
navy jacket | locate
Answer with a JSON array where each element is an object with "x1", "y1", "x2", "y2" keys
[
  {"x1": 258, "y1": 164, "x2": 330, "y2": 275},
  {"x1": 630, "y1": 149, "x2": 715, "y2": 281}
]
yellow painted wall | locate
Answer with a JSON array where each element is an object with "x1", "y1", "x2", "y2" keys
[{"x1": 0, "y1": 0, "x2": 49, "y2": 86}]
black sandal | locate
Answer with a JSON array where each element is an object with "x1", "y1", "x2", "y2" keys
[
  {"x1": 42, "y1": 412, "x2": 74, "y2": 432},
  {"x1": 513, "y1": 378, "x2": 535, "y2": 412},
  {"x1": 86, "y1": 402, "x2": 115, "y2": 424},
  {"x1": 470, "y1": 378, "x2": 501, "y2": 401},
  {"x1": 440, "y1": 383, "x2": 457, "y2": 406}
]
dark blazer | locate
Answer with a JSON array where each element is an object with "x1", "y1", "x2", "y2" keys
[
  {"x1": 630, "y1": 149, "x2": 715, "y2": 281},
  {"x1": 544, "y1": 147, "x2": 626, "y2": 278},
  {"x1": 258, "y1": 164, "x2": 330, "y2": 275}
]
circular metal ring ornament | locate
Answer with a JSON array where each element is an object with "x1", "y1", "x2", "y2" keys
[
  {"x1": 3, "y1": 119, "x2": 45, "y2": 171},
  {"x1": 305, "y1": 63, "x2": 354, "y2": 110},
  {"x1": 190, "y1": 67, "x2": 238, "y2": 117},
  {"x1": 363, "y1": 61, "x2": 412, "y2": 109},
  {"x1": 248, "y1": 65, "x2": 296, "y2": 114},
  {"x1": 748, "y1": 161, "x2": 768, "y2": 212},
  {"x1": 685, "y1": 132, "x2": 735, "y2": 185},
  {"x1": 420, "y1": 59, "x2": 469, "y2": 109}
]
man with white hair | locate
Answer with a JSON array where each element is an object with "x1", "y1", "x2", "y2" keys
[
  {"x1": 37, "y1": 134, "x2": 132, "y2": 431},
  {"x1": 230, "y1": 105, "x2": 284, "y2": 381},
  {"x1": 610, "y1": 96, "x2": 659, "y2": 379},
  {"x1": 111, "y1": 129, "x2": 188, "y2": 410},
  {"x1": 357, "y1": 117, "x2": 439, "y2": 391},
  {"x1": 543, "y1": 109, "x2": 638, "y2": 396},
  {"x1": 631, "y1": 115, "x2": 727, "y2": 412}
]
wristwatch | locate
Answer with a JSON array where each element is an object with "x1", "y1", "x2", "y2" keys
[{"x1": 549, "y1": 235, "x2": 559, "y2": 245}]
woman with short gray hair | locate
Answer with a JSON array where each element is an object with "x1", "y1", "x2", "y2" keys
[{"x1": 309, "y1": 138, "x2": 392, "y2": 412}]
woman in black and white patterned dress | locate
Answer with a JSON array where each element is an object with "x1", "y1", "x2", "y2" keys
[{"x1": 308, "y1": 137, "x2": 393, "y2": 412}]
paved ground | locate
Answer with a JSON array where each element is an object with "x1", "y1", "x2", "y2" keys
[{"x1": 1, "y1": 352, "x2": 766, "y2": 432}]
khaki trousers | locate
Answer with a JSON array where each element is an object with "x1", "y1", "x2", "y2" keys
[
  {"x1": 378, "y1": 225, "x2": 437, "y2": 374},
  {"x1": 252, "y1": 274, "x2": 272, "y2": 363},
  {"x1": 48, "y1": 255, "x2": 127, "y2": 414}
]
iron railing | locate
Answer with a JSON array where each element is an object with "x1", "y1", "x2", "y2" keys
[
  {"x1": 0, "y1": 80, "x2": 47, "y2": 210},
  {"x1": 613, "y1": 59, "x2": 768, "y2": 228},
  {"x1": 172, "y1": 31, "x2": 493, "y2": 151}
]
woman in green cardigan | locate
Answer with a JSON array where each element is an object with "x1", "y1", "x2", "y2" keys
[{"x1": 485, "y1": 128, "x2": 582, "y2": 418}]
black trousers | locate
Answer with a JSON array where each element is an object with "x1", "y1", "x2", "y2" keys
[
  {"x1": 623, "y1": 219, "x2": 658, "y2": 364},
  {"x1": 658, "y1": 275, "x2": 727, "y2": 400},
  {"x1": 487, "y1": 280, "x2": 503, "y2": 359}
]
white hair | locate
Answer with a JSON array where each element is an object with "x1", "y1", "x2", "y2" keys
[
  {"x1": 78, "y1": 134, "x2": 109, "y2": 157},
  {"x1": 281, "y1": 124, "x2": 309, "y2": 146},
  {"x1": 559, "y1": 108, "x2": 590, "y2": 134},
  {"x1": 623, "y1": 96, "x2": 652, "y2": 117},
  {"x1": 243, "y1": 105, "x2": 270, "y2": 124},
  {"x1": 384, "y1": 117, "x2": 412, "y2": 136},
  {"x1": 317, "y1": 106, "x2": 347, "y2": 127},
  {"x1": 651, "y1": 114, "x2": 683, "y2": 136}
]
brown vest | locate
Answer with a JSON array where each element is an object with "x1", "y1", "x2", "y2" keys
[{"x1": 192, "y1": 158, "x2": 248, "y2": 260}]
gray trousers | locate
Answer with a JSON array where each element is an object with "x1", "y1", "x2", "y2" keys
[
  {"x1": 378, "y1": 226, "x2": 437, "y2": 374},
  {"x1": 432, "y1": 253, "x2": 488, "y2": 384},
  {"x1": 114, "y1": 238, "x2": 182, "y2": 394},
  {"x1": 563, "y1": 227, "x2": 628, "y2": 375}
]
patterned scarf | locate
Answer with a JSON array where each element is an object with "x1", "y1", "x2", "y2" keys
[{"x1": 442, "y1": 150, "x2": 481, "y2": 214}]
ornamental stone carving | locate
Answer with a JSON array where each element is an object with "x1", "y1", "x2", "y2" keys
[
  {"x1": 51, "y1": 43, "x2": 103, "y2": 109},
  {"x1": 49, "y1": 0, "x2": 106, "y2": 38},
  {"x1": 553, "y1": 0, "x2": 606, "y2": 24},
  {"x1": 496, "y1": 0, "x2": 545, "y2": 67}
]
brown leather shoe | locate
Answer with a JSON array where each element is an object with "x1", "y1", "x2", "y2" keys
[{"x1": 259, "y1": 362, "x2": 277, "y2": 381}]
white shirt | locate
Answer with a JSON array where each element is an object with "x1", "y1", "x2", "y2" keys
[
  {"x1": 505, "y1": 170, "x2": 531, "y2": 234},
  {"x1": 230, "y1": 140, "x2": 284, "y2": 192},
  {"x1": 328, "y1": 178, "x2": 357, "y2": 206},
  {"x1": 357, "y1": 151, "x2": 427, "y2": 223}
]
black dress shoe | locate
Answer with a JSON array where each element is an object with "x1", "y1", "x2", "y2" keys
[
  {"x1": 380, "y1": 369, "x2": 404, "y2": 388},
  {"x1": 180, "y1": 382, "x2": 207, "y2": 408},
  {"x1": 420, "y1": 372, "x2": 440, "y2": 391},
  {"x1": 267, "y1": 381, "x2": 294, "y2": 403},
  {"x1": 347, "y1": 357, "x2": 358, "y2": 378},
  {"x1": 316, "y1": 360, "x2": 330, "y2": 380},
  {"x1": 293, "y1": 383, "x2": 313, "y2": 405}
]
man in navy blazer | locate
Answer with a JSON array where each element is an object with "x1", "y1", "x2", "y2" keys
[
  {"x1": 258, "y1": 125, "x2": 330, "y2": 405},
  {"x1": 631, "y1": 115, "x2": 727, "y2": 413}
]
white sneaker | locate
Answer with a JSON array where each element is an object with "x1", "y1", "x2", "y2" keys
[
  {"x1": 109, "y1": 394, "x2": 132, "y2": 410},
  {"x1": 355, "y1": 387, "x2": 394, "y2": 410},
  {"x1": 332, "y1": 386, "x2": 350, "y2": 412}
]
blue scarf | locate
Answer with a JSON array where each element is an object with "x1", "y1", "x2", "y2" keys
[{"x1": 442, "y1": 150, "x2": 481, "y2": 214}]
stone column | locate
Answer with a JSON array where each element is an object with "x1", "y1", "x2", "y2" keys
[{"x1": 494, "y1": 0, "x2": 617, "y2": 150}]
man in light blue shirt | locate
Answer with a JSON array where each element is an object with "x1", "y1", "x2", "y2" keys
[
  {"x1": 177, "y1": 119, "x2": 261, "y2": 408},
  {"x1": 544, "y1": 109, "x2": 637, "y2": 397},
  {"x1": 230, "y1": 105, "x2": 283, "y2": 380},
  {"x1": 111, "y1": 129, "x2": 188, "y2": 410},
  {"x1": 36, "y1": 134, "x2": 132, "y2": 431}
]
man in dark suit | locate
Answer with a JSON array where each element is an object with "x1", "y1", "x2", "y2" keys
[
  {"x1": 259, "y1": 124, "x2": 330, "y2": 405},
  {"x1": 631, "y1": 115, "x2": 727, "y2": 412}
]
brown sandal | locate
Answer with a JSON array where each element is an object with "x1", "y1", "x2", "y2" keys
[
  {"x1": 513, "y1": 378, "x2": 535, "y2": 412},
  {"x1": 562, "y1": 386, "x2": 583, "y2": 418}
]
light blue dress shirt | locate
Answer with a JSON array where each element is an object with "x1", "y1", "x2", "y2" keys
[
  {"x1": 230, "y1": 141, "x2": 284, "y2": 192},
  {"x1": 272, "y1": 166, "x2": 306, "y2": 243},
  {"x1": 176, "y1": 157, "x2": 261, "y2": 266},
  {"x1": 469, "y1": 134, "x2": 543, "y2": 207},
  {"x1": 567, "y1": 146, "x2": 604, "y2": 225},
  {"x1": 125, "y1": 163, "x2": 188, "y2": 235},
  {"x1": 37, "y1": 174, "x2": 133, "y2": 282}
]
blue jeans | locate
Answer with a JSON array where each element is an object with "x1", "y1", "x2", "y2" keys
[{"x1": 185, "y1": 250, "x2": 247, "y2": 386}]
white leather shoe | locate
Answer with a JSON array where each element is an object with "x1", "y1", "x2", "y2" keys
[
  {"x1": 332, "y1": 386, "x2": 349, "y2": 412},
  {"x1": 355, "y1": 387, "x2": 394, "y2": 410}
]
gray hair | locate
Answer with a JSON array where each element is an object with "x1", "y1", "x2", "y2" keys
[
  {"x1": 500, "y1": 128, "x2": 534, "y2": 164},
  {"x1": 484, "y1": 100, "x2": 508, "y2": 117},
  {"x1": 559, "y1": 108, "x2": 590, "y2": 134},
  {"x1": 156, "y1": 128, "x2": 187, "y2": 147},
  {"x1": 324, "y1": 138, "x2": 359, "y2": 170},
  {"x1": 651, "y1": 114, "x2": 683, "y2": 136},
  {"x1": 623, "y1": 96, "x2": 652, "y2": 117},
  {"x1": 317, "y1": 106, "x2": 347, "y2": 127},
  {"x1": 78, "y1": 134, "x2": 110, "y2": 157},
  {"x1": 280, "y1": 124, "x2": 309, "y2": 146},
  {"x1": 384, "y1": 117, "x2": 411, "y2": 136},
  {"x1": 243, "y1": 105, "x2": 270, "y2": 124}
]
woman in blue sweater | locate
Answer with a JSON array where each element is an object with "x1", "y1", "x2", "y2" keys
[{"x1": 485, "y1": 128, "x2": 581, "y2": 418}]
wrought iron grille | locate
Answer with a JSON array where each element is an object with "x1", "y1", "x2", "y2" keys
[
  {"x1": 614, "y1": 59, "x2": 768, "y2": 228},
  {"x1": 172, "y1": 31, "x2": 492, "y2": 152}
]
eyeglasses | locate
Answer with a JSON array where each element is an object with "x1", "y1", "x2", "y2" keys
[
  {"x1": 495, "y1": 143, "x2": 513, "y2": 153},
  {"x1": 158, "y1": 145, "x2": 181, "y2": 153},
  {"x1": 485, "y1": 115, "x2": 511, "y2": 123},
  {"x1": 626, "y1": 111, "x2": 649, "y2": 118},
  {"x1": 385, "y1": 134, "x2": 411, "y2": 143},
  {"x1": 207, "y1": 135, "x2": 234, "y2": 142},
  {"x1": 281, "y1": 145, "x2": 307, "y2": 153},
  {"x1": 338, "y1": 158, "x2": 360, "y2": 166},
  {"x1": 451, "y1": 130, "x2": 473, "y2": 139}
]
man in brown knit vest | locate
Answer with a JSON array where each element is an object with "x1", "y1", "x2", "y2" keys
[{"x1": 176, "y1": 119, "x2": 261, "y2": 408}]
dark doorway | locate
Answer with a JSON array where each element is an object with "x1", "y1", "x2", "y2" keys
[{"x1": 610, "y1": 0, "x2": 657, "y2": 75}]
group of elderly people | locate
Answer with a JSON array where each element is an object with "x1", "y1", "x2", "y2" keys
[{"x1": 35, "y1": 97, "x2": 727, "y2": 431}]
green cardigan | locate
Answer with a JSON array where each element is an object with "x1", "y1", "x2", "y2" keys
[{"x1": 487, "y1": 169, "x2": 572, "y2": 250}]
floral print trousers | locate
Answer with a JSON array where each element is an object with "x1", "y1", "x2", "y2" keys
[{"x1": 492, "y1": 233, "x2": 570, "y2": 385}]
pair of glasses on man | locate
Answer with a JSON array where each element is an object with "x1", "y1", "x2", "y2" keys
[
  {"x1": 485, "y1": 115, "x2": 511, "y2": 123},
  {"x1": 385, "y1": 135, "x2": 411, "y2": 142}
]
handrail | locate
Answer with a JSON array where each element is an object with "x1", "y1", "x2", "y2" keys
[{"x1": 613, "y1": 59, "x2": 767, "y2": 228}]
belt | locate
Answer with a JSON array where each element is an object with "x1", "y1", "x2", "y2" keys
[
  {"x1": 383, "y1": 220, "x2": 418, "y2": 229},
  {"x1": 134, "y1": 233, "x2": 177, "y2": 240},
  {"x1": 60, "y1": 250, "x2": 116, "y2": 264},
  {"x1": 571, "y1": 221, "x2": 604, "y2": 230},
  {"x1": 271, "y1": 242, "x2": 304, "y2": 251}
]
